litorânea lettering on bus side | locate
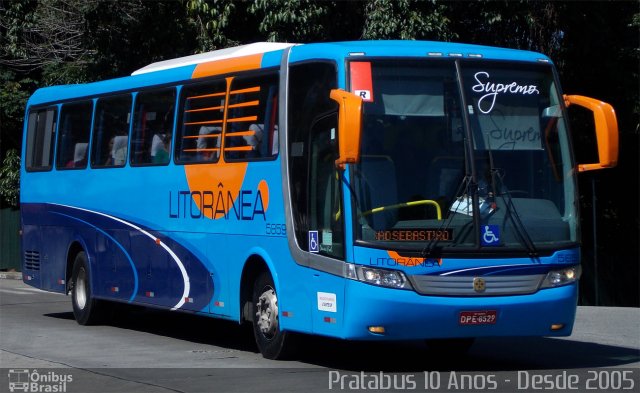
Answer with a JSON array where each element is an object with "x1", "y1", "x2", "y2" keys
[
  {"x1": 370, "y1": 257, "x2": 442, "y2": 268},
  {"x1": 169, "y1": 183, "x2": 266, "y2": 220}
]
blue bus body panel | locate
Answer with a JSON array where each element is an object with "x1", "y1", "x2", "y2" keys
[
  {"x1": 298, "y1": 247, "x2": 579, "y2": 340},
  {"x1": 261, "y1": 49, "x2": 287, "y2": 69},
  {"x1": 21, "y1": 40, "x2": 576, "y2": 342},
  {"x1": 341, "y1": 281, "x2": 577, "y2": 340},
  {"x1": 20, "y1": 156, "x2": 288, "y2": 318}
]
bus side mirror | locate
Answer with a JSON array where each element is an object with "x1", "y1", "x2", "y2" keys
[
  {"x1": 330, "y1": 89, "x2": 363, "y2": 170},
  {"x1": 564, "y1": 95, "x2": 619, "y2": 172}
]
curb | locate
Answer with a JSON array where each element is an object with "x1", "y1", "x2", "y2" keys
[{"x1": 0, "y1": 271, "x2": 22, "y2": 280}]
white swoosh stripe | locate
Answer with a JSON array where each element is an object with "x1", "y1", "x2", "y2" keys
[
  {"x1": 51, "y1": 203, "x2": 190, "y2": 310},
  {"x1": 440, "y1": 264, "x2": 529, "y2": 276}
]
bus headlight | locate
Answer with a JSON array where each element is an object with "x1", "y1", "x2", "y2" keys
[
  {"x1": 345, "y1": 264, "x2": 412, "y2": 290},
  {"x1": 540, "y1": 265, "x2": 582, "y2": 288}
]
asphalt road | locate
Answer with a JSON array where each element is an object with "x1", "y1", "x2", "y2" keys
[{"x1": 0, "y1": 277, "x2": 638, "y2": 393}]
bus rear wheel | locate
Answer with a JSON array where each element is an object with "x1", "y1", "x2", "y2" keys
[
  {"x1": 252, "y1": 272, "x2": 297, "y2": 360},
  {"x1": 70, "y1": 251, "x2": 104, "y2": 325}
]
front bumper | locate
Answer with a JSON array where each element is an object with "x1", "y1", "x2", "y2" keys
[{"x1": 335, "y1": 279, "x2": 578, "y2": 340}]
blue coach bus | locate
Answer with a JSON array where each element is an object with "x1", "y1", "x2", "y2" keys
[{"x1": 20, "y1": 41, "x2": 618, "y2": 359}]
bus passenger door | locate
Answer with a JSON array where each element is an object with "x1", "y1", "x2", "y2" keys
[{"x1": 308, "y1": 112, "x2": 348, "y2": 334}]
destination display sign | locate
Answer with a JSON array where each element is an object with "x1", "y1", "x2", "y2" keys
[{"x1": 374, "y1": 228, "x2": 453, "y2": 242}]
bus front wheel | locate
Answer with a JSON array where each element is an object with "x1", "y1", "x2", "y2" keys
[
  {"x1": 252, "y1": 272, "x2": 297, "y2": 359},
  {"x1": 70, "y1": 251, "x2": 104, "y2": 325}
]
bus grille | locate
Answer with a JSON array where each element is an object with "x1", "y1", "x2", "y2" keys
[
  {"x1": 409, "y1": 274, "x2": 545, "y2": 296},
  {"x1": 24, "y1": 251, "x2": 41, "y2": 271}
]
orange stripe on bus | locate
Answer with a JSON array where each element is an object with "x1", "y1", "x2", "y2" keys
[
  {"x1": 230, "y1": 86, "x2": 261, "y2": 95},
  {"x1": 225, "y1": 130, "x2": 255, "y2": 137},
  {"x1": 192, "y1": 54, "x2": 263, "y2": 79},
  {"x1": 224, "y1": 146, "x2": 253, "y2": 152},
  {"x1": 186, "y1": 91, "x2": 226, "y2": 100},
  {"x1": 227, "y1": 100, "x2": 259, "y2": 109},
  {"x1": 183, "y1": 120, "x2": 224, "y2": 126},
  {"x1": 185, "y1": 105, "x2": 225, "y2": 113},
  {"x1": 185, "y1": 163, "x2": 248, "y2": 219},
  {"x1": 226, "y1": 116, "x2": 257, "y2": 123},
  {"x1": 182, "y1": 134, "x2": 220, "y2": 139}
]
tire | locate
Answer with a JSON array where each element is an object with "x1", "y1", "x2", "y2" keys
[
  {"x1": 70, "y1": 251, "x2": 104, "y2": 325},
  {"x1": 252, "y1": 272, "x2": 297, "y2": 359}
]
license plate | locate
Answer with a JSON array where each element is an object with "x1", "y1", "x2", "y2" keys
[{"x1": 459, "y1": 310, "x2": 497, "y2": 325}]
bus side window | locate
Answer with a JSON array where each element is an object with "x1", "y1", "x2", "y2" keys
[
  {"x1": 176, "y1": 79, "x2": 226, "y2": 164},
  {"x1": 91, "y1": 94, "x2": 132, "y2": 168},
  {"x1": 25, "y1": 107, "x2": 58, "y2": 171},
  {"x1": 224, "y1": 72, "x2": 279, "y2": 161},
  {"x1": 56, "y1": 101, "x2": 93, "y2": 170},
  {"x1": 131, "y1": 88, "x2": 176, "y2": 166}
]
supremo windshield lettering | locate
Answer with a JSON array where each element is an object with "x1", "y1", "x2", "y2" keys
[{"x1": 349, "y1": 59, "x2": 576, "y2": 252}]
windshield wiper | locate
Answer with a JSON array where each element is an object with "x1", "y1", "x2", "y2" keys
[
  {"x1": 423, "y1": 58, "x2": 538, "y2": 259},
  {"x1": 485, "y1": 142, "x2": 539, "y2": 259},
  {"x1": 494, "y1": 173, "x2": 539, "y2": 258},
  {"x1": 422, "y1": 60, "x2": 479, "y2": 258},
  {"x1": 421, "y1": 172, "x2": 473, "y2": 258}
]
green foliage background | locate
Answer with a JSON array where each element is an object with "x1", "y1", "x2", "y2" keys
[{"x1": 0, "y1": 0, "x2": 637, "y2": 305}]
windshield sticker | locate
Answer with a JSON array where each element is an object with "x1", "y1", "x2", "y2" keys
[
  {"x1": 472, "y1": 71, "x2": 539, "y2": 114},
  {"x1": 374, "y1": 229, "x2": 453, "y2": 242},
  {"x1": 309, "y1": 230, "x2": 319, "y2": 253},
  {"x1": 350, "y1": 62, "x2": 374, "y2": 102},
  {"x1": 321, "y1": 230, "x2": 333, "y2": 253},
  {"x1": 481, "y1": 225, "x2": 501, "y2": 246}
]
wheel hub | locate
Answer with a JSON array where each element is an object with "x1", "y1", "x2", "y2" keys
[
  {"x1": 75, "y1": 267, "x2": 87, "y2": 309},
  {"x1": 255, "y1": 288, "x2": 278, "y2": 339}
]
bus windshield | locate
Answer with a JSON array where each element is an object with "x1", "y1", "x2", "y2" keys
[{"x1": 350, "y1": 59, "x2": 576, "y2": 252}]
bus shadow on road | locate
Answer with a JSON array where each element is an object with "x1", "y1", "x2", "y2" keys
[
  {"x1": 294, "y1": 335, "x2": 640, "y2": 371},
  {"x1": 44, "y1": 306, "x2": 639, "y2": 372},
  {"x1": 44, "y1": 304, "x2": 258, "y2": 354}
]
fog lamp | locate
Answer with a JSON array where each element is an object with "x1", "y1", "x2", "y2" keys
[{"x1": 368, "y1": 326, "x2": 386, "y2": 334}]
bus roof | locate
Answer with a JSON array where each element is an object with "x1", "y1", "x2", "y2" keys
[
  {"x1": 130, "y1": 41, "x2": 549, "y2": 76},
  {"x1": 131, "y1": 42, "x2": 295, "y2": 76},
  {"x1": 288, "y1": 40, "x2": 550, "y2": 64},
  {"x1": 26, "y1": 40, "x2": 551, "y2": 108}
]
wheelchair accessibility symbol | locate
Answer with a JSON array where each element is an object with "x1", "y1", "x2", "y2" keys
[
  {"x1": 309, "y1": 231, "x2": 320, "y2": 253},
  {"x1": 481, "y1": 225, "x2": 500, "y2": 246}
]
